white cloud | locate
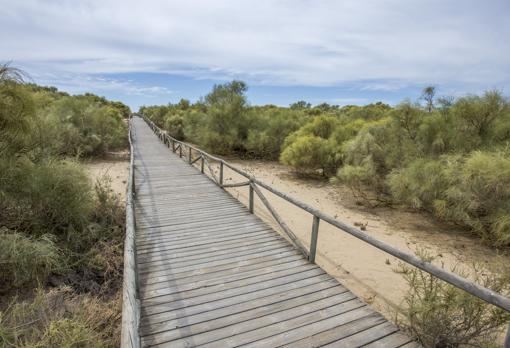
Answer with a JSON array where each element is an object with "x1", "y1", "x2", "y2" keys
[
  {"x1": 0, "y1": 0, "x2": 509, "y2": 90},
  {"x1": 31, "y1": 71, "x2": 173, "y2": 97}
]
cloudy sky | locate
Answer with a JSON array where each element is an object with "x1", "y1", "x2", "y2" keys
[{"x1": 1, "y1": 0, "x2": 509, "y2": 110}]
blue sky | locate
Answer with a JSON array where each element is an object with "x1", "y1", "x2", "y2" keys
[{"x1": 1, "y1": 0, "x2": 509, "y2": 110}]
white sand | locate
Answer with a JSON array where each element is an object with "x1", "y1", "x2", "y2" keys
[{"x1": 85, "y1": 159, "x2": 130, "y2": 199}]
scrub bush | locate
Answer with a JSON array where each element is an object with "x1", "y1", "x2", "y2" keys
[
  {"x1": 396, "y1": 251, "x2": 510, "y2": 347},
  {"x1": 0, "y1": 159, "x2": 94, "y2": 236},
  {"x1": 0, "y1": 230, "x2": 61, "y2": 290},
  {"x1": 0, "y1": 287, "x2": 121, "y2": 347},
  {"x1": 280, "y1": 135, "x2": 338, "y2": 176}
]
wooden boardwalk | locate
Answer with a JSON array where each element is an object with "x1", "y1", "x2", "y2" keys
[{"x1": 131, "y1": 116, "x2": 418, "y2": 347}]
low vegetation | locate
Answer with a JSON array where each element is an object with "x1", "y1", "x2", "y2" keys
[
  {"x1": 396, "y1": 251, "x2": 510, "y2": 347},
  {"x1": 0, "y1": 64, "x2": 129, "y2": 347}
]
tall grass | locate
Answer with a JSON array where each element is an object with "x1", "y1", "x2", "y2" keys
[
  {"x1": 0, "y1": 230, "x2": 61, "y2": 290},
  {"x1": 0, "y1": 287, "x2": 121, "y2": 347}
]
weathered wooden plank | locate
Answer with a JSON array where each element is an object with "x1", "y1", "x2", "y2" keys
[
  {"x1": 362, "y1": 330, "x2": 416, "y2": 347},
  {"x1": 141, "y1": 273, "x2": 332, "y2": 317},
  {"x1": 138, "y1": 231, "x2": 282, "y2": 255},
  {"x1": 137, "y1": 236, "x2": 282, "y2": 265},
  {"x1": 323, "y1": 322, "x2": 400, "y2": 347},
  {"x1": 142, "y1": 288, "x2": 354, "y2": 346},
  {"x1": 141, "y1": 279, "x2": 341, "y2": 328},
  {"x1": 139, "y1": 247, "x2": 298, "y2": 282},
  {"x1": 136, "y1": 230, "x2": 276, "y2": 256},
  {"x1": 140, "y1": 258, "x2": 309, "y2": 296},
  {"x1": 165, "y1": 298, "x2": 366, "y2": 348},
  {"x1": 140, "y1": 250, "x2": 302, "y2": 286},
  {"x1": 137, "y1": 234, "x2": 281, "y2": 262},
  {"x1": 136, "y1": 227, "x2": 275, "y2": 252},
  {"x1": 278, "y1": 313, "x2": 386, "y2": 348},
  {"x1": 135, "y1": 219, "x2": 265, "y2": 239},
  {"x1": 135, "y1": 225, "x2": 275, "y2": 249},
  {"x1": 137, "y1": 239, "x2": 286, "y2": 269},
  {"x1": 141, "y1": 261, "x2": 317, "y2": 300},
  {"x1": 135, "y1": 213, "x2": 260, "y2": 231},
  {"x1": 141, "y1": 266, "x2": 323, "y2": 307},
  {"x1": 137, "y1": 242, "x2": 293, "y2": 274}
]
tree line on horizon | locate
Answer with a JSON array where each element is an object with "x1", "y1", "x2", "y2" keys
[{"x1": 140, "y1": 80, "x2": 510, "y2": 248}]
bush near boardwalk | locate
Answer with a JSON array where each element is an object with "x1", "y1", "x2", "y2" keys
[{"x1": 0, "y1": 64, "x2": 128, "y2": 347}]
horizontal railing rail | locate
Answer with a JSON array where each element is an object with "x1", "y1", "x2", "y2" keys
[
  {"x1": 139, "y1": 114, "x2": 510, "y2": 345},
  {"x1": 121, "y1": 116, "x2": 140, "y2": 348}
]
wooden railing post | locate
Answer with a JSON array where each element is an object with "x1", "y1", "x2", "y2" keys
[
  {"x1": 179, "y1": 145, "x2": 182, "y2": 158},
  {"x1": 188, "y1": 146, "x2": 192, "y2": 164},
  {"x1": 249, "y1": 181, "x2": 254, "y2": 214},
  {"x1": 309, "y1": 215, "x2": 320, "y2": 263},
  {"x1": 219, "y1": 161, "x2": 224, "y2": 187},
  {"x1": 172, "y1": 140, "x2": 175, "y2": 152},
  {"x1": 201, "y1": 156, "x2": 205, "y2": 173},
  {"x1": 504, "y1": 324, "x2": 510, "y2": 348}
]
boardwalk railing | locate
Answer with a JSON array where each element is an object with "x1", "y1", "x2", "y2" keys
[
  {"x1": 139, "y1": 114, "x2": 510, "y2": 345},
  {"x1": 121, "y1": 116, "x2": 140, "y2": 348}
]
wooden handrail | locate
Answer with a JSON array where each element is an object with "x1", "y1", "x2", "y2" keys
[
  {"x1": 121, "y1": 116, "x2": 140, "y2": 348},
  {"x1": 139, "y1": 113, "x2": 510, "y2": 322}
]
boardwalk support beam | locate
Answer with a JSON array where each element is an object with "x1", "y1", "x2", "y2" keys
[
  {"x1": 249, "y1": 180, "x2": 254, "y2": 213},
  {"x1": 251, "y1": 183, "x2": 308, "y2": 257},
  {"x1": 219, "y1": 161, "x2": 224, "y2": 186},
  {"x1": 309, "y1": 215, "x2": 320, "y2": 263}
]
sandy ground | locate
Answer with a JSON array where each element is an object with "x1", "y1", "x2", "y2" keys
[
  {"x1": 85, "y1": 157, "x2": 130, "y2": 198},
  {"x1": 197, "y1": 158, "x2": 510, "y2": 320}
]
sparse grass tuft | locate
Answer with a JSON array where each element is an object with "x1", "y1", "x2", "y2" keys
[
  {"x1": 395, "y1": 250, "x2": 510, "y2": 347},
  {"x1": 0, "y1": 287, "x2": 121, "y2": 347},
  {"x1": 0, "y1": 229, "x2": 62, "y2": 291}
]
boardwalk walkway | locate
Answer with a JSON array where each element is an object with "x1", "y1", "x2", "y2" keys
[{"x1": 130, "y1": 116, "x2": 418, "y2": 347}]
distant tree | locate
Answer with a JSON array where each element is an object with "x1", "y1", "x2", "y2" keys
[
  {"x1": 177, "y1": 98, "x2": 190, "y2": 110},
  {"x1": 315, "y1": 103, "x2": 337, "y2": 112},
  {"x1": 437, "y1": 95, "x2": 455, "y2": 117},
  {"x1": 453, "y1": 90, "x2": 507, "y2": 138},
  {"x1": 290, "y1": 100, "x2": 311, "y2": 109},
  {"x1": 205, "y1": 80, "x2": 247, "y2": 106},
  {"x1": 421, "y1": 86, "x2": 436, "y2": 112},
  {"x1": 202, "y1": 80, "x2": 249, "y2": 153}
]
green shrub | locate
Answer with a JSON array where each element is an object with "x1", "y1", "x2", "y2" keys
[
  {"x1": 182, "y1": 109, "x2": 208, "y2": 145},
  {"x1": 387, "y1": 158, "x2": 452, "y2": 211},
  {"x1": 396, "y1": 251, "x2": 510, "y2": 347},
  {"x1": 0, "y1": 287, "x2": 120, "y2": 347},
  {"x1": 334, "y1": 157, "x2": 387, "y2": 206},
  {"x1": 164, "y1": 112, "x2": 185, "y2": 140},
  {"x1": 47, "y1": 97, "x2": 127, "y2": 157},
  {"x1": 0, "y1": 229, "x2": 61, "y2": 289},
  {"x1": 435, "y1": 151, "x2": 510, "y2": 245},
  {"x1": 280, "y1": 135, "x2": 338, "y2": 176},
  {"x1": 245, "y1": 108, "x2": 307, "y2": 159},
  {"x1": 1, "y1": 159, "x2": 94, "y2": 236}
]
